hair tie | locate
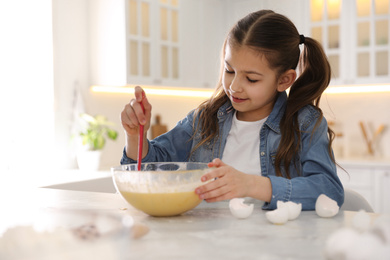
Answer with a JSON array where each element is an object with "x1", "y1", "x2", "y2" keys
[{"x1": 299, "y1": 34, "x2": 305, "y2": 45}]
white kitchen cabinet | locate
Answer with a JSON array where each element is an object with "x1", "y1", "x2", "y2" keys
[
  {"x1": 126, "y1": 0, "x2": 180, "y2": 86},
  {"x1": 374, "y1": 168, "x2": 390, "y2": 213},
  {"x1": 307, "y1": 0, "x2": 390, "y2": 85},
  {"x1": 90, "y1": 0, "x2": 182, "y2": 86},
  {"x1": 337, "y1": 159, "x2": 390, "y2": 213},
  {"x1": 89, "y1": 0, "x2": 310, "y2": 88},
  {"x1": 89, "y1": 0, "x2": 227, "y2": 88}
]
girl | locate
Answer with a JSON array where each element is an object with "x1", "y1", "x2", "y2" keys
[{"x1": 120, "y1": 10, "x2": 344, "y2": 210}]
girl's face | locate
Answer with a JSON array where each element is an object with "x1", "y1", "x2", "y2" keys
[{"x1": 223, "y1": 44, "x2": 281, "y2": 122}]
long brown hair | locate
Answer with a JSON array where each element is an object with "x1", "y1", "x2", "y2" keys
[{"x1": 192, "y1": 10, "x2": 335, "y2": 178}]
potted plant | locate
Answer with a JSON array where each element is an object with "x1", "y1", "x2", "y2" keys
[{"x1": 76, "y1": 113, "x2": 118, "y2": 171}]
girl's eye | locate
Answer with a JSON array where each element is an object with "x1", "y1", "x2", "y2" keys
[
  {"x1": 247, "y1": 77, "x2": 258, "y2": 83},
  {"x1": 225, "y1": 68, "x2": 234, "y2": 74}
]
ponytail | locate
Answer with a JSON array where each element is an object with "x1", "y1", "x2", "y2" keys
[{"x1": 275, "y1": 37, "x2": 335, "y2": 178}]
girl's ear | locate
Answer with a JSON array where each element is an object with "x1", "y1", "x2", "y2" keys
[{"x1": 277, "y1": 69, "x2": 296, "y2": 92}]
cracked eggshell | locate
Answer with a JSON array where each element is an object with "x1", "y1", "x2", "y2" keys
[
  {"x1": 277, "y1": 201, "x2": 302, "y2": 220},
  {"x1": 315, "y1": 194, "x2": 339, "y2": 218},
  {"x1": 229, "y1": 198, "x2": 254, "y2": 219},
  {"x1": 265, "y1": 207, "x2": 289, "y2": 225}
]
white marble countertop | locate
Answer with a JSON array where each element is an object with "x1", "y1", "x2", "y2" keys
[{"x1": 0, "y1": 187, "x2": 382, "y2": 260}]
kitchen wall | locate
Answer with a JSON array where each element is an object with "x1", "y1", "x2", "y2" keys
[
  {"x1": 85, "y1": 90, "x2": 390, "y2": 170},
  {"x1": 321, "y1": 92, "x2": 390, "y2": 160}
]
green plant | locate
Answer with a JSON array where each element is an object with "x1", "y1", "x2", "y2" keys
[{"x1": 78, "y1": 113, "x2": 118, "y2": 151}]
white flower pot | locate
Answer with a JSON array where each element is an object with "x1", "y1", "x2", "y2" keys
[{"x1": 76, "y1": 150, "x2": 102, "y2": 171}]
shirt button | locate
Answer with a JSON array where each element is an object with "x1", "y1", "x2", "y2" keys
[{"x1": 260, "y1": 152, "x2": 265, "y2": 156}]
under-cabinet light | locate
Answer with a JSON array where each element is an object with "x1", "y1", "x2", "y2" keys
[
  {"x1": 324, "y1": 84, "x2": 390, "y2": 94},
  {"x1": 91, "y1": 85, "x2": 214, "y2": 98},
  {"x1": 91, "y1": 84, "x2": 390, "y2": 97}
]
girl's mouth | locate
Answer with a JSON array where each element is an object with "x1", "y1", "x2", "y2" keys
[{"x1": 231, "y1": 95, "x2": 248, "y2": 103}]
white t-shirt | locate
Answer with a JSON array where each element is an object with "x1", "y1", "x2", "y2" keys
[{"x1": 222, "y1": 112, "x2": 267, "y2": 175}]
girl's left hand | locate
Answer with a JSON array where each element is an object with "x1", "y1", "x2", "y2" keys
[{"x1": 195, "y1": 158, "x2": 253, "y2": 202}]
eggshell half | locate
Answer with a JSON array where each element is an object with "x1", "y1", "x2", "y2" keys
[
  {"x1": 315, "y1": 194, "x2": 339, "y2": 218},
  {"x1": 229, "y1": 198, "x2": 254, "y2": 219},
  {"x1": 265, "y1": 207, "x2": 289, "y2": 225},
  {"x1": 276, "y1": 201, "x2": 302, "y2": 220}
]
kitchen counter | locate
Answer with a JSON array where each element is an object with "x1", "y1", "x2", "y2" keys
[{"x1": 1, "y1": 188, "x2": 385, "y2": 260}]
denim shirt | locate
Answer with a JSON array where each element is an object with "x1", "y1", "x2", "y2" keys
[{"x1": 121, "y1": 91, "x2": 344, "y2": 210}]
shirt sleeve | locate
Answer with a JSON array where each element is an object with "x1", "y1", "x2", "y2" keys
[
  {"x1": 263, "y1": 115, "x2": 344, "y2": 211},
  {"x1": 120, "y1": 111, "x2": 196, "y2": 165}
]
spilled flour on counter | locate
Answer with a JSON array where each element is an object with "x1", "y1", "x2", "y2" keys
[{"x1": 0, "y1": 225, "x2": 122, "y2": 260}]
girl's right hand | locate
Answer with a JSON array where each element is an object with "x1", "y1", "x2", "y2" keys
[{"x1": 120, "y1": 86, "x2": 152, "y2": 137}]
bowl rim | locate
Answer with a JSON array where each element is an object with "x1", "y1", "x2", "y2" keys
[{"x1": 111, "y1": 162, "x2": 210, "y2": 172}]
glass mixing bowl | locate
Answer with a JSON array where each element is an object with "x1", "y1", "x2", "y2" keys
[{"x1": 111, "y1": 162, "x2": 212, "y2": 217}]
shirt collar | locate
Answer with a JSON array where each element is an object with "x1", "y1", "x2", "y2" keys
[{"x1": 264, "y1": 91, "x2": 287, "y2": 134}]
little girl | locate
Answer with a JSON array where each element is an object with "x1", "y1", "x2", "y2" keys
[{"x1": 120, "y1": 10, "x2": 344, "y2": 210}]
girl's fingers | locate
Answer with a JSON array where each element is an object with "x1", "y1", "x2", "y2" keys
[
  {"x1": 134, "y1": 102, "x2": 146, "y2": 125},
  {"x1": 196, "y1": 177, "x2": 237, "y2": 202},
  {"x1": 202, "y1": 159, "x2": 226, "y2": 182},
  {"x1": 133, "y1": 86, "x2": 152, "y2": 126},
  {"x1": 196, "y1": 168, "x2": 227, "y2": 195},
  {"x1": 134, "y1": 86, "x2": 144, "y2": 102},
  {"x1": 120, "y1": 86, "x2": 152, "y2": 137},
  {"x1": 200, "y1": 184, "x2": 230, "y2": 201},
  {"x1": 201, "y1": 168, "x2": 220, "y2": 182},
  {"x1": 207, "y1": 158, "x2": 224, "y2": 168},
  {"x1": 121, "y1": 102, "x2": 137, "y2": 131},
  {"x1": 196, "y1": 160, "x2": 248, "y2": 202},
  {"x1": 140, "y1": 95, "x2": 152, "y2": 125},
  {"x1": 127, "y1": 101, "x2": 140, "y2": 127}
]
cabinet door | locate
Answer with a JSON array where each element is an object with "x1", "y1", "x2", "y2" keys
[
  {"x1": 374, "y1": 170, "x2": 390, "y2": 213},
  {"x1": 308, "y1": 0, "x2": 390, "y2": 85},
  {"x1": 309, "y1": 0, "x2": 344, "y2": 85},
  {"x1": 353, "y1": 0, "x2": 390, "y2": 83},
  {"x1": 126, "y1": 0, "x2": 180, "y2": 86}
]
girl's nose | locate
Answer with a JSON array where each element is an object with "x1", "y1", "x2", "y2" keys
[{"x1": 229, "y1": 77, "x2": 242, "y2": 93}]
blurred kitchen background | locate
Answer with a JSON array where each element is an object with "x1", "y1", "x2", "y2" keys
[{"x1": 1, "y1": 0, "x2": 389, "y2": 212}]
